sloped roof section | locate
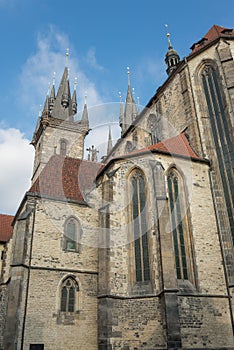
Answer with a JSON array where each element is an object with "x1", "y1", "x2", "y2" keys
[
  {"x1": 29, "y1": 155, "x2": 103, "y2": 202},
  {"x1": 128, "y1": 133, "x2": 201, "y2": 160},
  {"x1": 0, "y1": 214, "x2": 14, "y2": 242},
  {"x1": 190, "y1": 25, "x2": 234, "y2": 54}
]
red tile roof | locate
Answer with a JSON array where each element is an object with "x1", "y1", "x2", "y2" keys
[
  {"x1": 190, "y1": 25, "x2": 234, "y2": 54},
  {"x1": 29, "y1": 156, "x2": 103, "y2": 202},
  {"x1": 127, "y1": 133, "x2": 201, "y2": 160},
  {"x1": 0, "y1": 214, "x2": 14, "y2": 242}
]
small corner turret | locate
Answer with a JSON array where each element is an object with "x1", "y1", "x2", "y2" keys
[{"x1": 165, "y1": 26, "x2": 180, "y2": 76}]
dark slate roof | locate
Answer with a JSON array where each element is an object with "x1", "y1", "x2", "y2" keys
[
  {"x1": 190, "y1": 25, "x2": 234, "y2": 54},
  {"x1": 29, "y1": 155, "x2": 103, "y2": 202},
  {"x1": 0, "y1": 214, "x2": 14, "y2": 242}
]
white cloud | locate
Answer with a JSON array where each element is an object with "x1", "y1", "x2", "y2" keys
[
  {"x1": 86, "y1": 47, "x2": 104, "y2": 71},
  {"x1": 0, "y1": 128, "x2": 34, "y2": 215},
  {"x1": 18, "y1": 25, "x2": 103, "y2": 123}
]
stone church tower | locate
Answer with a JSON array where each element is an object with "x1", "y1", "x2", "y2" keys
[{"x1": 0, "y1": 24, "x2": 234, "y2": 350}]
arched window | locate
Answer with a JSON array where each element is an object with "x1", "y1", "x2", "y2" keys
[
  {"x1": 60, "y1": 139, "x2": 67, "y2": 156},
  {"x1": 147, "y1": 114, "x2": 160, "y2": 145},
  {"x1": 63, "y1": 217, "x2": 82, "y2": 252},
  {"x1": 125, "y1": 140, "x2": 133, "y2": 153},
  {"x1": 201, "y1": 65, "x2": 234, "y2": 242},
  {"x1": 130, "y1": 170, "x2": 150, "y2": 282},
  {"x1": 60, "y1": 277, "x2": 78, "y2": 313},
  {"x1": 167, "y1": 170, "x2": 194, "y2": 282}
]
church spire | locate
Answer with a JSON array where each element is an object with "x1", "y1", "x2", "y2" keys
[
  {"x1": 52, "y1": 51, "x2": 73, "y2": 120},
  {"x1": 81, "y1": 93, "x2": 89, "y2": 130},
  {"x1": 165, "y1": 25, "x2": 180, "y2": 76},
  {"x1": 120, "y1": 67, "x2": 137, "y2": 136},
  {"x1": 107, "y1": 125, "x2": 113, "y2": 155},
  {"x1": 71, "y1": 77, "x2": 78, "y2": 115}
]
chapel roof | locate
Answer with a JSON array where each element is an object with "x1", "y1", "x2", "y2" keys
[
  {"x1": 190, "y1": 24, "x2": 234, "y2": 54},
  {"x1": 29, "y1": 156, "x2": 103, "y2": 202},
  {"x1": 0, "y1": 214, "x2": 14, "y2": 243},
  {"x1": 126, "y1": 133, "x2": 201, "y2": 160}
]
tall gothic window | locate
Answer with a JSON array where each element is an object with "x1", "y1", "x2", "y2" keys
[
  {"x1": 201, "y1": 66, "x2": 234, "y2": 241},
  {"x1": 131, "y1": 171, "x2": 150, "y2": 282},
  {"x1": 60, "y1": 277, "x2": 78, "y2": 313},
  {"x1": 167, "y1": 170, "x2": 194, "y2": 282},
  {"x1": 63, "y1": 217, "x2": 82, "y2": 252},
  {"x1": 60, "y1": 139, "x2": 67, "y2": 156}
]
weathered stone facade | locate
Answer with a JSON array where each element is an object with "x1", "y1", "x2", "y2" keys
[{"x1": 1, "y1": 24, "x2": 234, "y2": 350}]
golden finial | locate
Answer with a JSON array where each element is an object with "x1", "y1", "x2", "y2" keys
[
  {"x1": 65, "y1": 48, "x2": 69, "y2": 67},
  {"x1": 39, "y1": 104, "x2": 42, "y2": 117},
  {"x1": 52, "y1": 72, "x2": 56, "y2": 86},
  {"x1": 126, "y1": 66, "x2": 131, "y2": 86},
  {"x1": 84, "y1": 91, "x2": 87, "y2": 105},
  {"x1": 74, "y1": 77, "x2": 78, "y2": 91},
  {"x1": 132, "y1": 87, "x2": 135, "y2": 97},
  {"x1": 118, "y1": 91, "x2": 122, "y2": 102},
  {"x1": 165, "y1": 24, "x2": 172, "y2": 48},
  {"x1": 47, "y1": 83, "x2": 50, "y2": 96}
]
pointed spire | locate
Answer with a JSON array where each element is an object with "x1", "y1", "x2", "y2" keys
[
  {"x1": 107, "y1": 125, "x2": 113, "y2": 155},
  {"x1": 49, "y1": 72, "x2": 56, "y2": 114},
  {"x1": 52, "y1": 59, "x2": 72, "y2": 120},
  {"x1": 119, "y1": 91, "x2": 124, "y2": 128},
  {"x1": 137, "y1": 96, "x2": 141, "y2": 114},
  {"x1": 164, "y1": 25, "x2": 180, "y2": 76},
  {"x1": 122, "y1": 66, "x2": 136, "y2": 134},
  {"x1": 81, "y1": 93, "x2": 89, "y2": 129},
  {"x1": 71, "y1": 77, "x2": 77, "y2": 115},
  {"x1": 42, "y1": 94, "x2": 50, "y2": 117}
]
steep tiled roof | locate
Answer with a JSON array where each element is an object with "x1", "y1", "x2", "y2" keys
[
  {"x1": 29, "y1": 156, "x2": 103, "y2": 202},
  {"x1": 127, "y1": 133, "x2": 201, "y2": 160},
  {"x1": 190, "y1": 25, "x2": 234, "y2": 54},
  {"x1": 0, "y1": 214, "x2": 14, "y2": 242}
]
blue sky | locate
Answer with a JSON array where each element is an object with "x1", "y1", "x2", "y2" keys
[{"x1": 0, "y1": 0, "x2": 234, "y2": 214}]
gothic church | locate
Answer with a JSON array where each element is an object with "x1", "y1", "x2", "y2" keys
[{"x1": 0, "y1": 24, "x2": 234, "y2": 350}]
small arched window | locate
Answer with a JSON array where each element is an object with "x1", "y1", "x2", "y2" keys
[
  {"x1": 130, "y1": 170, "x2": 150, "y2": 282},
  {"x1": 60, "y1": 277, "x2": 78, "y2": 313},
  {"x1": 60, "y1": 139, "x2": 67, "y2": 156},
  {"x1": 167, "y1": 170, "x2": 194, "y2": 283},
  {"x1": 63, "y1": 217, "x2": 82, "y2": 252},
  {"x1": 147, "y1": 114, "x2": 160, "y2": 145}
]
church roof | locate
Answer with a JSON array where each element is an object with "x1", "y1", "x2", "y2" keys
[
  {"x1": 0, "y1": 214, "x2": 14, "y2": 242},
  {"x1": 29, "y1": 156, "x2": 102, "y2": 203},
  {"x1": 132, "y1": 133, "x2": 201, "y2": 160},
  {"x1": 190, "y1": 25, "x2": 234, "y2": 54}
]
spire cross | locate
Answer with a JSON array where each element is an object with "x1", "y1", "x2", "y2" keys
[
  {"x1": 86, "y1": 145, "x2": 99, "y2": 162},
  {"x1": 65, "y1": 48, "x2": 69, "y2": 67},
  {"x1": 127, "y1": 66, "x2": 131, "y2": 86}
]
